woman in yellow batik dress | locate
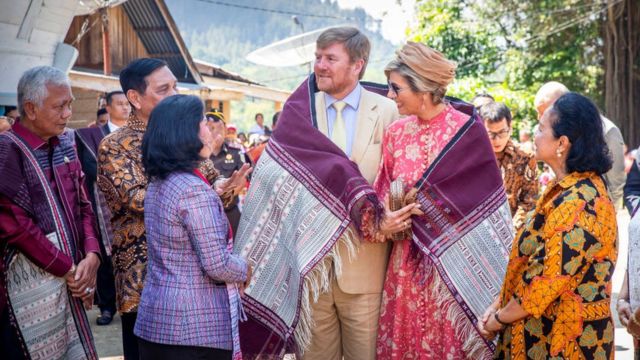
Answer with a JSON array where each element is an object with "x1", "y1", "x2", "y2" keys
[{"x1": 479, "y1": 92, "x2": 617, "y2": 359}]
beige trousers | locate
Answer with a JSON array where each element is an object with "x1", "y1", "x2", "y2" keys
[{"x1": 301, "y1": 278, "x2": 382, "y2": 360}]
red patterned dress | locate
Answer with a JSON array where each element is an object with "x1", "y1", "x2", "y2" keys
[{"x1": 374, "y1": 105, "x2": 492, "y2": 359}]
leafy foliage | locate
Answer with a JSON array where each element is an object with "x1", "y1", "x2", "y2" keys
[{"x1": 409, "y1": 0, "x2": 607, "y2": 134}]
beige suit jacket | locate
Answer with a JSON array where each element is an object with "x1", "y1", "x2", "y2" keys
[{"x1": 315, "y1": 88, "x2": 399, "y2": 294}]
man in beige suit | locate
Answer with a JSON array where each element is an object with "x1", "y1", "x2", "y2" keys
[{"x1": 303, "y1": 27, "x2": 399, "y2": 360}]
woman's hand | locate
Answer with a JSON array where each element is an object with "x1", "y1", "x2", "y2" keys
[
  {"x1": 373, "y1": 195, "x2": 422, "y2": 242},
  {"x1": 478, "y1": 302, "x2": 499, "y2": 340}
]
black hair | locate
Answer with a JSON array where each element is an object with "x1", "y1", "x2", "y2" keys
[
  {"x1": 479, "y1": 101, "x2": 512, "y2": 126},
  {"x1": 272, "y1": 111, "x2": 280, "y2": 127},
  {"x1": 97, "y1": 108, "x2": 108, "y2": 118},
  {"x1": 4, "y1": 106, "x2": 17, "y2": 113},
  {"x1": 142, "y1": 94, "x2": 205, "y2": 180},
  {"x1": 255, "y1": 113, "x2": 264, "y2": 120},
  {"x1": 549, "y1": 92, "x2": 612, "y2": 176},
  {"x1": 105, "y1": 90, "x2": 125, "y2": 105},
  {"x1": 119, "y1": 58, "x2": 168, "y2": 96}
]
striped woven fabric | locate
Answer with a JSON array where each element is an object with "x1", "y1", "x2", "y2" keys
[
  {"x1": 1, "y1": 130, "x2": 97, "y2": 360},
  {"x1": 409, "y1": 100, "x2": 514, "y2": 356},
  {"x1": 234, "y1": 76, "x2": 384, "y2": 358}
]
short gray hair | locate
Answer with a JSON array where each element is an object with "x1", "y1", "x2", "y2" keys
[
  {"x1": 385, "y1": 60, "x2": 448, "y2": 104},
  {"x1": 17, "y1": 66, "x2": 70, "y2": 117}
]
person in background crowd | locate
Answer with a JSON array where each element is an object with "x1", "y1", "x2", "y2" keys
[
  {"x1": 539, "y1": 163, "x2": 555, "y2": 190},
  {"x1": 3, "y1": 106, "x2": 19, "y2": 122},
  {"x1": 97, "y1": 58, "x2": 250, "y2": 360},
  {"x1": 237, "y1": 131, "x2": 246, "y2": 143},
  {"x1": 207, "y1": 111, "x2": 252, "y2": 236},
  {"x1": 272, "y1": 111, "x2": 281, "y2": 131},
  {"x1": 624, "y1": 146, "x2": 640, "y2": 213},
  {"x1": 245, "y1": 134, "x2": 270, "y2": 165},
  {"x1": 95, "y1": 108, "x2": 109, "y2": 127},
  {"x1": 518, "y1": 128, "x2": 534, "y2": 154},
  {"x1": 480, "y1": 101, "x2": 538, "y2": 229},
  {"x1": 535, "y1": 81, "x2": 626, "y2": 209},
  {"x1": 618, "y1": 147, "x2": 640, "y2": 358},
  {"x1": 471, "y1": 92, "x2": 495, "y2": 109},
  {"x1": 0, "y1": 65, "x2": 101, "y2": 360},
  {"x1": 104, "y1": 90, "x2": 130, "y2": 132},
  {"x1": 136, "y1": 95, "x2": 250, "y2": 360},
  {"x1": 480, "y1": 92, "x2": 617, "y2": 360},
  {"x1": 625, "y1": 145, "x2": 636, "y2": 174},
  {"x1": 75, "y1": 91, "x2": 127, "y2": 327},
  {"x1": 0, "y1": 116, "x2": 12, "y2": 133},
  {"x1": 248, "y1": 112, "x2": 266, "y2": 135}
]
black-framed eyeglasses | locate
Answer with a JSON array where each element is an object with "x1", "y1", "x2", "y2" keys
[
  {"x1": 388, "y1": 81, "x2": 410, "y2": 95},
  {"x1": 487, "y1": 128, "x2": 511, "y2": 140}
]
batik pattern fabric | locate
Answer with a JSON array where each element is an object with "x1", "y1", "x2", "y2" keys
[
  {"x1": 496, "y1": 171, "x2": 617, "y2": 360},
  {"x1": 97, "y1": 116, "x2": 148, "y2": 314},
  {"x1": 0, "y1": 130, "x2": 98, "y2": 360},
  {"x1": 234, "y1": 76, "x2": 384, "y2": 358},
  {"x1": 496, "y1": 140, "x2": 538, "y2": 230},
  {"x1": 97, "y1": 115, "x2": 222, "y2": 314},
  {"x1": 375, "y1": 102, "x2": 514, "y2": 360}
]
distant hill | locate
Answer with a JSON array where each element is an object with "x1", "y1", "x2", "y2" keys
[{"x1": 165, "y1": 0, "x2": 398, "y2": 90}]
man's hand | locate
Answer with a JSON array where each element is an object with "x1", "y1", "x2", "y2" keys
[
  {"x1": 67, "y1": 252, "x2": 100, "y2": 305},
  {"x1": 216, "y1": 163, "x2": 252, "y2": 196}
]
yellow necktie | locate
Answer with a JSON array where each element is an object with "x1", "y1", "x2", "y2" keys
[{"x1": 331, "y1": 101, "x2": 347, "y2": 151}]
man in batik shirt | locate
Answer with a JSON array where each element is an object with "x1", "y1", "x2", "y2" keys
[
  {"x1": 480, "y1": 101, "x2": 538, "y2": 229},
  {"x1": 97, "y1": 58, "x2": 250, "y2": 360}
]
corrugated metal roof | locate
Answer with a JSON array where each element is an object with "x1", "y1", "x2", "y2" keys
[{"x1": 122, "y1": 0, "x2": 196, "y2": 83}]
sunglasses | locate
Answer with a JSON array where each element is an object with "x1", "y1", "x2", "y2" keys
[{"x1": 388, "y1": 81, "x2": 410, "y2": 95}]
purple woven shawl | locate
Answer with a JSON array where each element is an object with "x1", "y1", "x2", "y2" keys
[{"x1": 237, "y1": 76, "x2": 384, "y2": 357}]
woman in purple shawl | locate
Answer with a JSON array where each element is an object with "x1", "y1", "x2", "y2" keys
[{"x1": 374, "y1": 43, "x2": 495, "y2": 359}]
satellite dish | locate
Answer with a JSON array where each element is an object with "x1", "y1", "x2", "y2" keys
[
  {"x1": 246, "y1": 26, "x2": 340, "y2": 67},
  {"x1": 75, "y1": 0, "x2": 128, "y2": 16}
]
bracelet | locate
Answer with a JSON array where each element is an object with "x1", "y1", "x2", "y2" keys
[
  {"x1": 619, "y1": 298, "x2": 629, "y2": 304},
  {"x1": 494, "y1": 311, "x2": 509, "y2": 328}
]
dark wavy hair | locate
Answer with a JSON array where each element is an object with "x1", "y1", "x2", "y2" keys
[
  {"x1": 142, "y1": 95, "x2": 204, "y2": 180},
  {"x1": 549, "y1": 92, "x2": 612, "y2": 175}
]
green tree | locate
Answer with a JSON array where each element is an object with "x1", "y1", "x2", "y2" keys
[{"x1": 409, "y1": 0, "x2": 609, "y2": 134}]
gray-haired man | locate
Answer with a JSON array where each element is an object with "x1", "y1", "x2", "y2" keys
[{"x1": 0, "y1": 66, "x2": 101, "y2": 359}]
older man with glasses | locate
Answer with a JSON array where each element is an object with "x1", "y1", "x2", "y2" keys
[{"x1": 480, "y1": 101, "x2": 538, "y2": 230}]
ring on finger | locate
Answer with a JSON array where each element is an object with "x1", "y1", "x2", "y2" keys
[{"x1": 84, "y1": 287, "x2": 94, "y2": 294}]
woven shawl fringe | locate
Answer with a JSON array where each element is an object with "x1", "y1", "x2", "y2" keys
[
  {"x1": 422, "y1": 259, "x2": 493, "y2": 360},
  {"x1": 294, "y1": 225, "x2": 359, "y2": 355}
]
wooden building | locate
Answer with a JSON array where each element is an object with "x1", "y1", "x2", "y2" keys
[{"x1": 63, "y1": 0, "x2": 289, "y2": 128}]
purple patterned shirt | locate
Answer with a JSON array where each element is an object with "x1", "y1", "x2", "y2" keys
[{"x1": 134, "y1": 172, "x2": 247, "y2": 350}]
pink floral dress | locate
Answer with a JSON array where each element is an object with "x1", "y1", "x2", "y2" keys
[{"x1": 374, "y1": 105, "x2": 493, "y2": 359}]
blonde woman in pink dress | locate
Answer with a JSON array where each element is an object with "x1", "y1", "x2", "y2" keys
[{"x1": 374, "y1": 42, "x2": 503, "y2": 359}]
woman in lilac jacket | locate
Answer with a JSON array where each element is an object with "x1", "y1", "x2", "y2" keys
[{"x1": 136, "y1": 94, "x2": 251, "y2": 360}]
